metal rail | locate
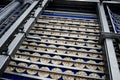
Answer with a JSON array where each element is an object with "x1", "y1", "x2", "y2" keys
[{"x1": 97, "y1": 2, "x2": 120, "y2": 80}]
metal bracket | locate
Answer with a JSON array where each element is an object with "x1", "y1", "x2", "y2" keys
[
  {"x1": 99, "y1": 32, "x2": 120, "y2": 44},
  {"x1": 19, "y1": 26, "x2": 24, "y2": 33}
]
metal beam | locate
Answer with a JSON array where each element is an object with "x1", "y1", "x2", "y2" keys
[
  {"x1": 97, "y1": 2, "x2": 120, "y2": 80},
  {"x1": 8, "y1": 18, "x2": 35, "y2": 56},
  {"x1": 56, "y1": 0, "x2": 100, "y2": 3},
  {"x1": 0, "y1": 55, "x2": 10, "y2": 75},
  {"x1": 103, "y1": 1, "x2": 120, "y2": 4}
]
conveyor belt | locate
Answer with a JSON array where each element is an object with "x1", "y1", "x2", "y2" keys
[{"x1": 4, "y1": 11, "x2": 106, "y2": 80}]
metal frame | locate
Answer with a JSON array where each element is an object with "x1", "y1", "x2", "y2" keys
[{"x1": 97, "y1": 2, "x2": 120, "y2": 80}]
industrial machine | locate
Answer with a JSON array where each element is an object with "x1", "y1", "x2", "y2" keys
[{"x1": 0, "y1": 0, "x2": 120, "y2": 80}]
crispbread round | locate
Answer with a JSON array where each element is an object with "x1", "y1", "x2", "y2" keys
[
  {"x1": 62, "y1": 70, "x2": 74, "y2": 80},
  {"x1": 77, "y1": 52, "x2": 88, "y2": 57},
  {"x1": 27, "y1": 46, "x2": 35, "y2": 50},
  {"x1": 57, "y1": 49, "x2": 66, "y2": 54},
  {"x1": 37, "y1": 47, "x2": 46, "y2": 51},
  {"x1": 9, "y1": 61, "x2": 16, "y2": 65},
  {"x1": 50, "y1": 68, "x2": 62, "y2": 79},
  {"x1": 62, "y1": 57, "x2": 73, "y2": 67},
  {"x1": 69, "y1": 47, "x2": 76, "y2": 50},
  {"x1": 27, "y1": 64, "x2": 39, "y2": 75},
  {"x1": 86, "y1": 64, "x2": 97, "y2": 70},
  {"x1": 89, "y1": 53, "x2": 98, "y2": 58},
  {"x1": 47, "y1": 48, "x2": 56, "y2": 53},
  {"x1": 80, "y1": 48, "x2": 87, "y2": 51},
  {"x1": 23, "y1": 51, "x2": 30, "y2": 54},
  {"x1": 51, "y1": 55, "x2": 62, "y2": 65},
  {"x1": 40, "y1": 43, "x2": 47, "y2": 46},
  {"x1": 60, "y1": 32, "x2": 69, "y2": 36},
  {"x1": 65, "y1": 70, "x2": 73, "y2": 74},
  {"x1": 98, "y1": 66, "x2": 104, "y2": 71},
  {"x1": 63, "y1": 26, "x2": 69, "y2": 29},
  {"x1": 40, "y1": 54, "x2": 50, "y2": 63},
  {"x1": 78, "y1": 34, "x2": 86, "y2": 38},
  {"x1": 38, "y1": 67, "x2": 49, "y2": 78},
  {"x1": 75, "y1": 59, "x2": 84, "y2": 62},
  {"x1": 18, "y1": 55, "x2": 29, "y2": 60},
  {"x1": 89, "y1": 73, "x2": 100, "y2": 78},
  {"x1": 74, "y1": 63, "x2": 85, "y2": 69},
  {"x1": 49, "y1": 45, "x2": 56, "y2": 47},
  {"x1": 41, "y1": 38, "x2": 47, "y2": 42},
  {"x1": 76, "y1": 71, "x2": 87, "y2": 76},
  {"x1": 49, "y1": 39, "x2": 56, "y2": 43},
  {"x1": 58, "y1": 40, "x2": 66, "y2": 44},
  {"x1": 86, "y1": 43, "x2": 95, "y2": 47},
  {"x1": 67, "y1": 51, "x2": 77, "y2": 55},
  {"x1": 30, "y1": 42, "x2": 37, "y2": 45},
  {"x1": 67, "y1": 41, "x2": 75, "y2": 45},
  {"x1": 89, "y1": 49, "x2": 97, "y2": 53},
  {"x1": 76, "y1": 42, "x2": 85, "y2": 46},
  {"x1": 20, "y1": 45, "x2": 26, "y2": 49},
  {"x1": 16, "y1": 63, "x2": 28, "y2": 73},
  {"x1": 5, "y1": 66, "x2": 15, "y2": 72},
  {"x1": 88, "y1": 35, "x2": 96, "y2": 39},
  {"x1": 22, "y1": 41, "x2": 28, "y2": 44},
  {"x1": 87, "y1": 60, "x2": 96, "y2": 64},
  {"x1": 30, "y1": 53, "x2": 40, "y2": 61},
  {"x1": 59, "y1": 46, "x2": 66, "y2": 49},
  {"x1": 69, "y1": 33, "x2": 78, "y2": 37}
]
